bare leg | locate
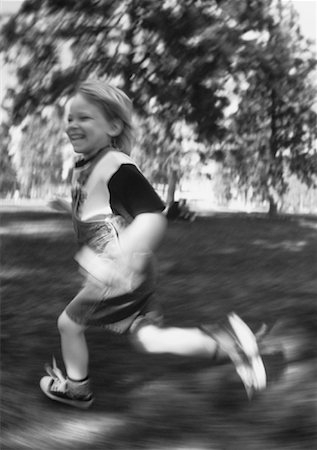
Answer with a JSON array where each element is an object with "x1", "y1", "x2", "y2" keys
[
  {"x1": 132, "y1": 318, "x2": 267, "y2": 397},
  {"x1": 57, "y1": 311, "x2": 89, "y2": 380},
  {"x1": 133, "y1": 324, "x2": 220, "y2": 357}
]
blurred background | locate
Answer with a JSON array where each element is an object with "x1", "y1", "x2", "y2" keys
[
  {"x1": 1, "y1": 0, "x2": 316, "y2": 216},
  {"x1": 1, "y1": 2, "x2": 317, "y2": 450}
]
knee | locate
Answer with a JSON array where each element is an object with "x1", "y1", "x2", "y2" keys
[{"x1": 57, "y1": 311, "x2": 85, "y2": 335}]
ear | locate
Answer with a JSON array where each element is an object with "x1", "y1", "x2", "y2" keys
[{"x1": 108, "y1": 119, "x2": 123, "y2": 137}]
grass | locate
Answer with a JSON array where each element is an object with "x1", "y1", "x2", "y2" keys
[{"x1": 1, "y1": 205, "x2": 317, "y2": 450}]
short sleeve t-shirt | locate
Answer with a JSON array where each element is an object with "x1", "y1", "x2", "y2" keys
[
  {"x1": 109, "y1": 164, "x2": 165, "y2": 219},
  {"x1": 72, "y1": 149, "x2": 165, "y2": 222}
]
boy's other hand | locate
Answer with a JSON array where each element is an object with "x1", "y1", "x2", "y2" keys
[{"x1": 47, "y1": 198, "x2": 72, "y2": 214}]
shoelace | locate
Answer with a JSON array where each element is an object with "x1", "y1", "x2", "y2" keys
[{"x1": 45, "y1": 357, "x2": 68, "y2": 393}]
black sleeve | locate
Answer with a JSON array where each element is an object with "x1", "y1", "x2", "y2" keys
[{"x1": 108, "y1": 164, "x2": 165, "y2": 219}]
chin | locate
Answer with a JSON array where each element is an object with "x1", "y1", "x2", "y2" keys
[
  {"x1": 74, "y1": 148, "x2": 99, "y2": 159},
  {"x1": 73, "y1": 145, "x2": 89, "y2": 155},
  {"x1": 73, "y1": 147, "x2": 84, "y2": 153}
]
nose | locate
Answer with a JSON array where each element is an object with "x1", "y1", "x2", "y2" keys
[{"x1": 66, "y1": 121, "x2": 80, "y2": 134}]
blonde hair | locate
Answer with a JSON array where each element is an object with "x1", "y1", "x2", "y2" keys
[{"x1": 77, "y1": 79, "x2": 134, "y2": 155}]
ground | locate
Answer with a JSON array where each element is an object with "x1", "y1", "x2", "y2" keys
[{"x1": 1, "y1": 205, "x2": 317, "y2": 450}]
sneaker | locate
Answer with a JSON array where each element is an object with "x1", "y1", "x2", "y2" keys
[
  {"x1": 201, "y1": 313, "x2": 267, "y2": 398},
  {"x1": 40, "y1": 358, "x2": 94, "y2": 409}
]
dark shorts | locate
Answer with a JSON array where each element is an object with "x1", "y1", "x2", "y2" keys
[{"x1": 65, "y1": 272, "x2": 163, "y2": 334}]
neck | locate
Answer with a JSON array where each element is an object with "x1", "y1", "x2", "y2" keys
[
  {"x1": 75, "y1": 145, "x2": 113, "y2": 168},
  {"x1": 83, "y1": 145, "x2": 113, "y2": 161}
]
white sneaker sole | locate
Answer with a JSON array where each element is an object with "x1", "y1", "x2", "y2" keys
[{"x1": 228, "y1": 313, "x2": 267, "y2": 394}]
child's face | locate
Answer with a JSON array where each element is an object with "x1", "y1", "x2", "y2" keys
[{"x1": 66, "y1": 94, "x2": 114, "y2": 158}]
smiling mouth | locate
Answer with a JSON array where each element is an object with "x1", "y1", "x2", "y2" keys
[{"x1": 70, "y1": 136, "x2": 85, "y2": 141}]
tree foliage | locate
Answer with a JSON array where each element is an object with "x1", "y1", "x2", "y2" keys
[
  {"x1": 2, "y1": 0, "x2": 273, "y2": 136},
  {"x1": 219, "y1": 0, "x2": 317, "y2": 213},
  {"x1": 1, "y1": 0, "x2": 316, "y2": 210},
  {"x1": 1, "y1": 0, "x2": 267, "y2": 201},
  {"x1": 9, "y1": 106, "x2": 68, "y2": 197}
]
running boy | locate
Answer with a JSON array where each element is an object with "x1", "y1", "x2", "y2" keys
[{"x1": 40, "y1": 79, "x2": 266, "y2": 408}]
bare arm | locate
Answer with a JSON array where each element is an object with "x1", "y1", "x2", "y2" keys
[
  {"x1": 106, "y1": 212, "x2": 167, "y2": 275},
  {"x1": 117, "y1": 212, "x2": 167, "y2": 256}
]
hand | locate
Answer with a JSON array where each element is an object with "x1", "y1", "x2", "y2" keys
[{"x1": 47, "y1": 198, "x2": 72, "y2": 214}]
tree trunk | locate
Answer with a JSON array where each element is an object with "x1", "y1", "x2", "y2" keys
[
  {"x1": 166, "y1": 167, "x2": 178, "y2": 206},
  {"x1": 268, "y1": 194, "x2": 278, "y2": 217},
  {"x1": 267, "y1": 88, "x2": 279, "y2": 217}
]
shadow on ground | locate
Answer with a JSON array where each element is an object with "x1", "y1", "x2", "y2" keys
[{"x1": 1, "y1": 206, "x2": 317, "y2": 450}]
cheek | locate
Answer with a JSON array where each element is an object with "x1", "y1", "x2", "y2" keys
[{"x1": 95, "y1": 126, "x2": 109, "y2": 142}]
